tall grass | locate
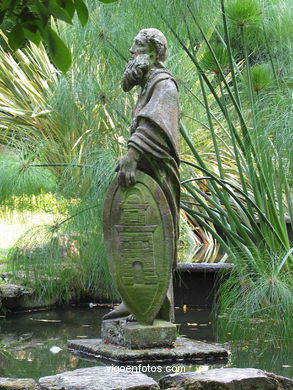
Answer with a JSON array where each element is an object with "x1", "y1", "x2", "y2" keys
[
  {"x1": 161, "y1": 0, "x2": 292, "y2": 346},
  {"x1": 0, "y1": 0, "x2": 223, "y2": 305},
  {"x1": 9, "y1": 149, "x2": 118, "y2": 302}
]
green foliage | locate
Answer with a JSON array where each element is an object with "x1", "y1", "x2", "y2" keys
[
  {"x1": 226, "y1": 0, "x2": 262, "y2": 28},
  {"x1": 0, "y1": 0, "x2": 291, "y2": 346},
  {"x1": 200, "y1": 44, "x2": 229, "y2": 74},
  {"x1": 0, "y1": 193, "x2": 70, "y2": 215},
  {"x1": 0, "y1": 154, "x2": 56, "y2": 203},
  {"x1": 163, "y1": 0, "x2": 292, "y2": 346},
  {"x1": 0, "y1": 0, "x2": 118, "y2": 71},
  {"x1": 216, "y1": 248, "x2": 293, "y2": 347},
  {"x1": 248, "y1": 64, "x2": 273, "y2": 92},
  {"x1": 0, "y1": 32, "x2": 58, "y2": 150},
  {"x1": 9, "y1": 150, "x2": 118, "y2": 302}
]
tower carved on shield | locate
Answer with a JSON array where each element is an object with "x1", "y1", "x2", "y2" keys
[{"x1": 116, "y1": 191, "x2": 158, "y2": 287}]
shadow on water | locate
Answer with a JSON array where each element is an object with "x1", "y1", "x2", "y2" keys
[{"x1": 0, "y1": 306, "x2": 292, "y2": 380}]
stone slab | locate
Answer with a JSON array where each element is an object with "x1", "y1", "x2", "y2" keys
[
  {"x1": 159, "y1": 367, "x2": 293, "y2": 389},
  {"x1": 176, "y1": 263, "x2": 234, "y2": 273},
  {"x1": 38, "y1": 366, "x2": 159, "y2": 390},
  {"x1": 68, "y1": 337, "x2": 229, "y2": 364},
  {"x1": 0, "y1": 377, "x2": 36, "y2": 390},
  {"x1": 101, "y1": 318, "x2": 177, "y2": 349}
]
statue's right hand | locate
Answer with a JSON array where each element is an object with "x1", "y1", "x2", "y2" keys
[{"x1": 117, "y1": 147, "x2": 141, "y2": 187}]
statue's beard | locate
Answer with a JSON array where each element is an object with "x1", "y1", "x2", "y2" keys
[{"x1": 121, "y1": 54, "x2": 150, "y2": 92}]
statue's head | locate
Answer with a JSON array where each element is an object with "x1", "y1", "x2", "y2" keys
[
  {"x1": 130, "y1": 28, "x2": 167, "y2": 68},
  {"x1": 121, "y1": 28, "x2": 168, "y2": 92}
]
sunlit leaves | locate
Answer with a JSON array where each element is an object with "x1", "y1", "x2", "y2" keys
[
  {"x1": 73, "y1": 0, "x2": 88, "y2": 27},
  {"x1": 226, "y1": 0, "x2": 262, "y2": 28},
  {"x1": 0, "y1": 154, "x2": 56, "y2": 202},
  {"x1": 0, "y1": 0, "x2": 119, "y2": 72},
  {"x1": 46, "y1": 26, "x2": 71, "y2": 73},
  {"x1": 99, "y1": 0, "x2": 118, "y2": 3}
]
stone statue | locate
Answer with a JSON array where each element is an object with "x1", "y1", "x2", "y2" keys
[{"x1": 103, "y1": 28, "x2": 180, "y2": 325}]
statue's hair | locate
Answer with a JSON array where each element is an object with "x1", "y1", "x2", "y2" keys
[{"x1": 138, "y1": 28, "x2": 167, "y2": 67}]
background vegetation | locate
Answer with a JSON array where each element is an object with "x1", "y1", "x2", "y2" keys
[{"x1": 0, "y1": 0, "x2": 292, "y2": 348}]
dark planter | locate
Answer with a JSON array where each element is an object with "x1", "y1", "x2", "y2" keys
[{"x1": 173, "y1": 263, "x2": 234, "y2": 308}]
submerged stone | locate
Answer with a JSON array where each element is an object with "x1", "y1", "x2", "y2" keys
[
  {"x1": 101, "y1": 318, "x2": 177, "y2": 349},
  {"x1": 159, "y1": 367, "x2": 293, "y2": 389},
  {"x1": 38, "y1": 366, "x2": 159, "y2": 390}
]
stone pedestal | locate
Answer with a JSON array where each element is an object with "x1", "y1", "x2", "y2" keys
[
  {"x1": 68, "y1": 317, "x2": 228, "y2": 364},
  {"x1": 68, "y1": 336, "x2": 229, "y2": 364},
  {"x1": 101, "y1": 318, "x2": 177, "y2": 349}
]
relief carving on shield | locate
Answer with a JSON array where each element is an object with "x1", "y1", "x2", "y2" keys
[{"x1": 103, "y1": 171, "x2": 174, "y2": 325}]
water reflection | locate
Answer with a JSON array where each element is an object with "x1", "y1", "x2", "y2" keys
[{"x1": 0, "y1": 307, "x2": 292, "y2": 380}]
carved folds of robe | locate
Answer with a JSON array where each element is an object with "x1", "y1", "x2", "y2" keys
[{"x1": 127, "y1": 68, "x2": 180, "y2": 275}]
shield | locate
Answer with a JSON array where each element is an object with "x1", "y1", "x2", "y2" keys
[{"x1": 103, "y1": 170, "x2": 174, "y2": 325}]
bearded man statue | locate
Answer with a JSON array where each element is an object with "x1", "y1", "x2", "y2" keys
[{"x1": 103, "y1": 28, "x2": 180, "y2": 324}]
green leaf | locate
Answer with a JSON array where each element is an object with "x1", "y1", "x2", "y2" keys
[
  {"x1": 73, "y1": 0, "x2": 88, "y2": 26},
  {"x1": 8, "y1": 24, "x2": 25, "y2": 50},
  {"x1": 36, "y1": 0, "x2": 49, "y2": 25},
  {"x1": 48, "y1": 0, "x2": 73, "y2": 24},
  {"x1": 1, "y1": 0, "x2": 17, "y2": 11},
  {"x1": 22, "y1": 20, "x2": 41, "y2": 45},
  {"x1": 0, "y1": 11, "x2": 6, "y2": 23},
  {"x1": 19, "y1": 6, "x2": 36, "y2": 22},
  {"x1": 23, "y1": 26, "x2": 41, "y2": 46},
  {"x1": 62, "y1": 0, "x2": 75, "y2": 19},
  {"x1": 46, "y1": 26, "x2": 71, "y2": 72},
  {"x1": 98, "y1": 0, "x2": 118, "y2": 3}
]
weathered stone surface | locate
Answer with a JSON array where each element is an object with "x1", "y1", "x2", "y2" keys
[
  {"x1": 38, "y1": 366, "x2": 159, "y2": 390},
  {"x1": 0, "y1": 283, "x2": 33, "y2": 309},
  {"x1": 101, "y1": 318, "x2": 177, "y2": 349},
  {"x1": 159, "y1": 367, "x2": 293, "y2": 389},
  {"x1": 0, "y1": 378, "x2": 36, "y2": 390},
  {"x1": 176, "y1": 263, "x2": 234, "y2": 273},
  {"x1": 0, "y1": 279, "x2": 61, "y2": 312},
  {"x1": 68, "y1": 337, "x2": 228, "y2": 364},
  {"x1": 0, "y1": 284, "x2": 33, "y2": 299},
  {"x1": 103, "y1": 171, "x2": 174, "y2": 325},
  {"x1": 103, "y1": 28, "x2": 180, "y2": 325}
]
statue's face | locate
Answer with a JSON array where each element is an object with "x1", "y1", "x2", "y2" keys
[
  {"x1": 130, "y1": 33, "x2": 149, "y2": 57},
  {"x1": 121, "y1": 33, "x2": 154, "y2": 92},
  {"x1": 129, "y1": 33, "x2": 156, "y2": 64}
]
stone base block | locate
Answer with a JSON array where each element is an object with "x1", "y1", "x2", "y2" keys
[
  {"x1": 101, "y1": 318, "x2": 177, "y2": 349},
  {"x1": 67, "y1": 336, "x2": 229, "y2": 364}
]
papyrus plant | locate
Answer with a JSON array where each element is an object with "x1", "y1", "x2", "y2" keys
[{"x1": 164, "y1": 0, "x2": 292, "y2": 345}]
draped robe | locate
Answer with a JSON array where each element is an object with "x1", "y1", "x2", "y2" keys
[{"x1": 127, "y1": 68, "x2": 180, "y2": 321}]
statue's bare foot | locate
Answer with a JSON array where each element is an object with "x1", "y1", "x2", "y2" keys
[{"x1": 102, "y1": 302, "x2": 130, "y2": 320}]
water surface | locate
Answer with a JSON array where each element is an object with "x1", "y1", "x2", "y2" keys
[{"x1": 0, "y1": 306, "x2": 292, "y2": 379}]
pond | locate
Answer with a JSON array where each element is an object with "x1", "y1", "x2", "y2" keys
[{"x1": 0, "y1": 306, "x2": 292, "y2": 380}]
